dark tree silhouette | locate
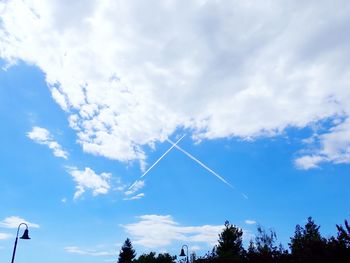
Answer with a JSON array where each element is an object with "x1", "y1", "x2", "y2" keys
[
  {"x1": 289, "y1": 217, "x2": 327, "y2": 263},
  {"x1": 134, "y1": 252, "x2": 176, "y2": 263},
  {"x1": 255, "y1": 226, "x2": 278, "y2": 254},
  {"x1": 135, "y1": 251, "x2": 157, "y2": 263},
  {"x1": 118, "y1": 238, "x2": 136, "y2": 263},
  {"x1": 250, "y1": 226, "x2": 279, "y2": 263},
  {"x1": 326, "y1": 218, "x2": 350, "y2": 262},
  {"x1": 215, "y1": 220, "x2": 244, "y2": 262},
  {"x1": 156, "y1": 252, "x2": 176, "y2": 263},
  {"x1": 246, "y1": 226, "x2": 289, "y2": 263},
  {"x1": 337, "y1": 219, "x2": 350, "y2": 247}
]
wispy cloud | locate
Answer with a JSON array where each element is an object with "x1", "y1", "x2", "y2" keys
[
  {"x1": 125, "y1": 180, "x2": 145, "y2": 196},
  {"x1": 122, "y1": 215, "x2": 252, "y2": 249},
  {"x1": 124, "y1": 193, "x2": 145, "y2": 201},
  {"x1": 294, "y1": 155, "x2": 325, "y2": 170},
  {"x1": 64, "y1": 246, "x2": 115, "y2": 257},
  {"x1": 0, "y1": 233, "x2": 12, "y2": 240},
  {"x1": 27, "y1": 127, "x2": 68, "y2": 159},
  {"x1": 0, "y1": 216, "x2": 40, "y2": 229},
  {"x1": 66, "y1": 167, "x2": 111, "y2": 200},
  {"x1": 245, "y1": 220, "x2": 257, "y2": 225}
]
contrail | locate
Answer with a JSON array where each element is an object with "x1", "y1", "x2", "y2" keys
[
  {"x1": 167, "y1": 138, "x2": 248, "y2": 199},
  {"x1": 128, "y1": 135, "x2": 185, "y2": 190}
]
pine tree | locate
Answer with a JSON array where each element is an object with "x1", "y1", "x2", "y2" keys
[
  {"x1": 216, "y1": 220, "x2": 244, "y2": 262},
  {"x1": 118, "y1": 238, "x2": 136, "y2": 263},
  {"x1": 289, "y1": 217, "x2": 326, "y2": 263}
]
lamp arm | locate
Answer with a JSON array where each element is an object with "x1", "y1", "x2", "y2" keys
[{"x1": 16, "y1": 223, "x2": 29, "y2": 238}]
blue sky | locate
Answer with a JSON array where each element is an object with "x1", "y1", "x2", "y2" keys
[{"x1": 1, "y1": 1, "x2": 350, "y2": 262}]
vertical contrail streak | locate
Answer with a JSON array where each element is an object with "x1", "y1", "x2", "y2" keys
[
  {"x1": 167, "y1": 138, "x2": 248, "y2": 199},
  {"x1": 128, "y1": 135, "x2": 185, "y2": 190}
]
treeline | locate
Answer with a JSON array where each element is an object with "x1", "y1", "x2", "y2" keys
[{"x1": 117, "y1": 217, "x2": 350, "y2": 263}]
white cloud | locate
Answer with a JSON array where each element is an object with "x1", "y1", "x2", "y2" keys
[
  {"x1": 295, "y1": 119, "x2": 350, "y2": 169},
  {"x1": 27, "y1": 127, "x2": 68, "y2": 159},
  {"x1": 66, "y1": 167, "x2": 111, "y2": 200},
  {"x1": 245, "y1": 220, "x2": 257, "y2": 225},
  {"x1": 294, "y1": 155, "x2": 325, "y2": 170},
  {"x1": 122, "y1": 215, "x2": 251, "y2": 248},
  {"x1": 64, "y1": 246, "x2": 114, "y2": 257},
  {"x1": 0, "y1": 216, "x2": 40, "y2": 229},
  {"x1": 0, "y1": 233, "x2": 12, "y2": 240},
  {"x1": 123, "y1": 193, "x2": 145, "y2": 201},
  {"x1": 2, "y1": 1, "x2": 350, "y2": 168},
  {"x1": 124, "y1": 180, "x2": 145, "y2": 196}
]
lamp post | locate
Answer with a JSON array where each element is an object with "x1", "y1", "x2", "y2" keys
[
  {"x1": 179, "y1": 244, "x2": 189, "y2": 263},
  {"x1": 11, "y1": 223, "x2": 30, "y2": 263}
]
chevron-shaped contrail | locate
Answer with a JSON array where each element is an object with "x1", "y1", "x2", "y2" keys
[
  {"x1": 128, "y1": 135, "x2": 248, "y2": 199},
  {"x1": 128, "y1": 135, "x2": 185, "y2": 190},
  {"x1": 167, "y1": 138, "x2": 248, "y2": 199}
]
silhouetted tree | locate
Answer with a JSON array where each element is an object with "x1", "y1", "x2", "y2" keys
[
  {"x1": 134, "y1": 252, "x2": 176, "y2": 263},
  {"x1": 118, "y1": 238, "x2": 136, "y2": 263},
  {"x1": 327, "y1": 218, "x2": 350, "y2": 262},
  {"x1": 215, "y1": 220, "x2": 244, "y2": 262},
  {"x1": 289, "y1": 217, "x2": 327, "y2": 263},
  {"x1": 255, "y1": 226, "x2": 277, "y2": 253},
  {"x1": 156, "y1": 253, "x2": 176, "y2": 263},
  {"x1": 246, "y1": 239, "x2": 259, "y2": 263},
  {"x1": 337, "y1": 219, "x2": 350, "y2": 247},
  {"x1": 195, "y1": 248, "x2": 217, "y2": 263},
  {"x1": 134, "y1": 252, "x2": 156, "y2": 263},
  {"x1": 255, "y1": 226, "x2": 278, "y2": 262},
  {"x1": 246, "y1": 226, "x2": 289, "y2": 263}
]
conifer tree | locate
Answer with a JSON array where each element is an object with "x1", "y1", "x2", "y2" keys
[
  {"x1": 216, "y1": 220, "x2": 244, "y2": 262},
  {"x1": 289, "y1": 217, "x2": 326, "y2": 263},
  {"x1": 118, "y1": 238, "x2": 136, "y2": 263}
]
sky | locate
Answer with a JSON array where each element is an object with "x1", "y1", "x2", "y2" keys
[{"x1": 0, "y1": 0, "x2": 350, "y2": 262}]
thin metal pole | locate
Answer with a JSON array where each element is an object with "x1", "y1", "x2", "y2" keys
[
  {"x1": 11, "y1": 237, "x2": 18, "y2": 263},
  {"x1": 11, "y1": 223, "x2": 28, "y2": 263},
  {"x1": 181, "y1": 245, "x2": 189, "y2": 263}
]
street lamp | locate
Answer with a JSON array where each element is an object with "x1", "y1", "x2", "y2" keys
[
  {"x1": 179, "y1": 244, "x2": 189, "y2": 263},
  {"x1": 11, "y1": 223, "x2": 30, "y2": 263}
]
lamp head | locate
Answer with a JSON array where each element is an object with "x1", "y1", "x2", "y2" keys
[
  {"x1": 20, "y1": 229, "x2": 30, "y2": 240},
  {"x1": 179, "y1": 248, "x2": 186, "y2": 257}
]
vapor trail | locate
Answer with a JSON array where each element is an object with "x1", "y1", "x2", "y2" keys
[
  {"x1": 128, "y1": 135, "x2": 185, "y2": 190},
  {"x1": 167, "y1": 138, "x2": 248, "y2": 199}
]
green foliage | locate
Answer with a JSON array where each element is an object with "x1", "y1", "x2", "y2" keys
[{"x1": 118, "y1": 238, "x2": 136, "y2": 263}]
